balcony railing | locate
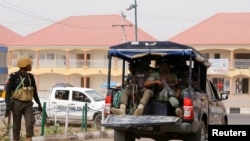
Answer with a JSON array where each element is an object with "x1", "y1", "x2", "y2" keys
[
  {"x1": 11, "y1": 59, "x2": 114, "y2": 68},
  {"x1": 11, "y1": 58, "x2": 250, "y2": 69},
  {"x1": 234, "y1": 59, "x2": 250, "y2": 69}
]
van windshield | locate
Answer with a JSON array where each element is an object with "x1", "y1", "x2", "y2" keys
[{"x1": 85, "y1": 90, "x2": 105, "y2": 101}]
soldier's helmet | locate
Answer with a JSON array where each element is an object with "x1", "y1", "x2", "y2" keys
[{"x1": 17, "y1": 57, "x2": 32, "y2": 68}]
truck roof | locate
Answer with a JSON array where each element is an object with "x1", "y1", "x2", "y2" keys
[{"x1": 108, "y1": 41, "x2": 211, "y2": 67}]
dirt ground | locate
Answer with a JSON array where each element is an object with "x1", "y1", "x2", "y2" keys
[{"x1": 0, "y1": 116, "x2": 97, "y2": 139}]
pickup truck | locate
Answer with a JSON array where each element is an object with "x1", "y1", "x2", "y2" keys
[
  {"x1": 33, "y1": 86, "x2": 105, "y2": 127},
  {"x1": 102, "y1": 41, "x2": 229, "y2": 141}
]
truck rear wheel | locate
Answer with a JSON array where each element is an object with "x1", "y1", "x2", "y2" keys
[
  {"x1": 183, "y1": 120, "x2": 206, "y2": 141},
  {"x1": 114, "y1": 130, "x2": 135, "y2": 141}
]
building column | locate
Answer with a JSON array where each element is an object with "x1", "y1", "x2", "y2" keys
[
  {"x1": 84, "y1": 76, "x2": 87, "y2": 87},
  {"x1": 230, "y1": 50, "x2": 234, "y2": 69},
  {"x1": 84, "y1": 51, "x2": 87, "y2": 67},
  {"x1": 36, "y1": 51, "x2": 39, "y2": 68},
  {"x1": 230, "y1": 77, "x2": 233, "y2": 95}
]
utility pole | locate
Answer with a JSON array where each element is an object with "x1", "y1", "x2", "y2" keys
[
  {"x1": 127, "y1": 0, "x2": 138, "y2": 41},
  {"x1": 112, "y1": 11, "x2": 132, "y2": 42}
]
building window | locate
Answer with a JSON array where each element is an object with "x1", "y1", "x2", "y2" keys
[
  {"x1": 214, "y1": 53, "x2": 220, "y2": 59},
  {"x1": 39, "y1": 53, "x2": 45, "y2": 59},
  {"x1": 47, "y1": 53, "x2": 54, "y2": 60}
]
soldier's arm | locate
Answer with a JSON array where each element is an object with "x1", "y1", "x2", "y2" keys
[
  {"x1": 5, "y1": 73, "x2": 15, "y2": 106},
  {"x1": 29, "y1": 74, "x2": 42, "y2": 108},
  {"x1": 144, "y1": 71, "x2": 162, "y2": 88}
]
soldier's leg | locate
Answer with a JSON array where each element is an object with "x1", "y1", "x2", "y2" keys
[
  {"x1": 23, "y1": 102, "x2": 34, "y2": 139},
  {"x1": 134, "y1": 89, "x2": 153, "y2": 115},
  {"x1": 120, "y1": 88, "x2": 131, "y2": 105},
  {"x1": 168, "y1": 96, "x2": 182, "y2": 117},
  {"x1": 12, "y1": 100, "x2": 23, "y2": 141},
  {"x1": 111, "y1": 88, "x2": 132, "y2": 115}
]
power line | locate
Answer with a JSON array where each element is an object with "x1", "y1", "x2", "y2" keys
[
  {"x1": 0, "y1": 1, "x2": 95, "y2": 30},
  {"x1": 112, "y1": 11, "x2": 132, "y2": 42}
]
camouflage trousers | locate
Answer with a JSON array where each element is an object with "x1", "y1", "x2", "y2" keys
[
  {"x1": 120, "y1": 88, "x2": 153, "y2": 106},
  {"x1": 12, "y1": 99, "x2": 35, "y2": 140}
]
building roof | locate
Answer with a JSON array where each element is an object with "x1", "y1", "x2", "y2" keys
[
  {"x1": 169, "y1": 13, "x2": 250, "y2": 45},
  {"x1": 0, "y1": 25, "x2": 23, "y2": 45},
  {"x1": 10, "y1": 14, "x2": 157, "y2": 46}
]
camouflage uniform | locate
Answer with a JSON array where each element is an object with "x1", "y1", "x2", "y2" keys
[{"x1": 157, "y1": 61, "x2": 182, "y2": 117}]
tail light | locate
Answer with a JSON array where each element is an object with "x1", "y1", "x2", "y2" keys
[
  {"x1": 104, "y1": 95, "x2": 112, "y2": 116},
  {"x1": 183, "y1": 97, "x2": 194, "y2": 120}
]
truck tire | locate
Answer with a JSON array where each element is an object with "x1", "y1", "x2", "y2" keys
[
  {"x1": 114, "y1": 130, "x2": 135, "y2": 141},
  {"x1": 183, "y1": 120, "x2": 206, "y2": 141}
]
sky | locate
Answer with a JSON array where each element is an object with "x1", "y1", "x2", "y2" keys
[{"x1": 0, "y1": 0, "x2": 250, "y2": 40}]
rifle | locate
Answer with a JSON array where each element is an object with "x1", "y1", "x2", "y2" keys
[
  {"x1": 5, "y1": 98, "x2": 13, "y2": 135},
  {"x1": 162, "y1": 80, "x2": 175, "y2": 96},
  {"x1": 2, "y1": 111, "x2": 11, "y2": 139},
  {"x1": 6, "y1": 112, "x2": 11, "y2": 135},
  {"x1": 157, "y1": 80, "x2": 176, "y2": 101}
]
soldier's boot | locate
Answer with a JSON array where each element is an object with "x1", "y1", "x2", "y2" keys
[
  {"x1": 111, "y1": 104, "x2": 126, "y2": 115},
  {"x1": 175, "y1": 107, "x2": 183, "y2": 118},
  {"x1": 26, "y1": 137, "x2": 32, "y2": 141},
  {"x1": 134, "y1": 104, "x2": 144, "y2": 116}
]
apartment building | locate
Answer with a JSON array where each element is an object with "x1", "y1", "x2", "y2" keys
[
  {"x1": 3, "y1": 13, "x2": 250, "y2": 95},
  {"x1": 169, "y1": 13, "x2": 250, "y2": 95},
  {"x1": 6, "y1": 15, "x2": 157, "y2": 93}
]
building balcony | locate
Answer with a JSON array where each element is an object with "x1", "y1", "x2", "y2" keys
[{"x1": 8, "y1": 59, "x2": 123, "y2": 76}]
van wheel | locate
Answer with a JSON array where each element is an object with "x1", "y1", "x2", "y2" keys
[
  {"x1": 183, "y1": 120, "x2": 207, "y2": 141},
  {"x1": 93, "y1": 113, "x2": 102, "y2": 129},
  {"x1": 114, "y1": 130, "x2": 135, "y2": 141}
]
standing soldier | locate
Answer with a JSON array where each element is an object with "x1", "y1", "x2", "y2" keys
[{"x1": 5, "y1": 57, "x2": 43, "y2": 141}]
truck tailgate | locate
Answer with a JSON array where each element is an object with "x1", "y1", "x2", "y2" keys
[
  {"x1": 102, "y1": 115, "x2": 182, "y2": 127},
  {"x1": 102, "y1": 115, "x2": 189, "y2": 134}
]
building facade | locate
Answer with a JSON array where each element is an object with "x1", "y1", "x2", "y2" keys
[
  {"x1": 7, "y1": 47, "x2": 123, "y2": 94},
  {"x1": 4, "y1": 13, "x2": 250, "y2": 95},
  {"x1": 196, "y1": 45, "x2": 250, "y2": 95},
  {"x1": 7, "y1": 44, "x2": 250, "y2": 95},
  {"x1": 169, "y1": 13, "x2": 250, "y2": 95}
]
